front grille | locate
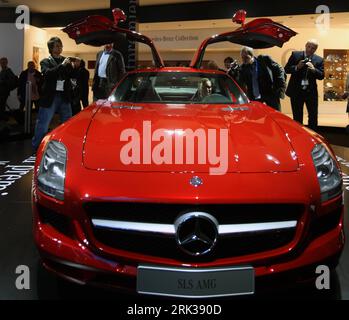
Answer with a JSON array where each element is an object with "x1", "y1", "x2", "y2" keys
[
  {"x1": 84, "y1": 202, "x2": 304, "y2": 261},
  {"x1": 92, "y1": 228, "x2": 296, "y2": 262}
]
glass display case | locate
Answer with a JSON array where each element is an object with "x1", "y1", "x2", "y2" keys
[{"x1": 324, "y1": 49, "x2": 348, "y2": 101}]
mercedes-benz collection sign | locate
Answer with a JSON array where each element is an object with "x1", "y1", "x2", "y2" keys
[{"x1": 175, "y1": 212, "x2": 219, "y2": 256}]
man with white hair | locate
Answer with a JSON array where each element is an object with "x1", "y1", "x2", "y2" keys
[
  {"x1": 285, "y1": 39, "x2": 324, "y2": 130},
  {"x1": 238, "y1": 46, "x2": 286, "y2": 111}
]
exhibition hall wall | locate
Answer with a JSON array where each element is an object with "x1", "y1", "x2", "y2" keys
[{"x1": 24, "y1": 25, "x2": 48, "y2": 71}]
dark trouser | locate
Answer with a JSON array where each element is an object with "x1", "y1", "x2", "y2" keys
[
  {"x1": 262, "y1": 95, "x2": 281, "y2": 111},
  {"x1": 290, "y1": 91, "x2": 318, "y2": 131},
  {"x1": 0, "y1": 94, "x2": 9, "y2": 120},
  {"x1": 93, "y1": 78, "x2": 109, "y2": 101},
  {"x1": 72, "y1": 94, "x2": 89, "y2": 115},
  {"x1": 71, "y1": 100, "x2": 82, "y2": 116}
]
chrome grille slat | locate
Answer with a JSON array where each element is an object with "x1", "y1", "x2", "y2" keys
[{"x1": 91, "y1": 218, "x2": 297, "y2": 235}]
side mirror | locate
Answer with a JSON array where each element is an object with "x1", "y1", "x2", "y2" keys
[
  {"x1": 112, "y1": 8, "x2": 127, "y2": 26},
  {"x1": 232, "y1": 10, "x2": 247, "y2": 26}
]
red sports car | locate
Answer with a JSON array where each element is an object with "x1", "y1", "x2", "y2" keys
[{"x1": 32, "y1": 10, "x2": 344, "y2": 298}]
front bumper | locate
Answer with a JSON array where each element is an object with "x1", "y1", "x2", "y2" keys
[{"x1": 33, "y1": 201, "x2": 344, "y2": 296}]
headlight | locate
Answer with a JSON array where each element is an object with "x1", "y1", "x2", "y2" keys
[
  {"x1": 311, "y1": 144, "x2": 342, "y2": 202},
  {"x1": 37, "y1": 141, "x2": 67, "y2": 200}
]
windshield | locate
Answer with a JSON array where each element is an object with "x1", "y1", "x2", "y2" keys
[{"x1": 109, "y1": 72, "x2": 248, "y2": 104}]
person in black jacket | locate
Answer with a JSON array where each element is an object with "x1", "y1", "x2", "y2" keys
[
  {"x1": 32, "y1": 37, "x2": 75, "y2": 151},
  {"x1": 70, "y1": 59, "x2": 90, "y2": 115},
  {"x1": 17, "y1": 61, "x2": 43, "y2": 112},
  {"x1": 92, "y1": 43, "x2": 125, "y2": 101},
  {"x1": 0, "y1": 57, "x2": 18, "y2": 121},
  {"x1": 238, "y1": 46, "x2": 286, "y2": 111},
  {"x1": 285, "y1": 39, "x2": 324, "y2": 130},
  {"x1": 77, "y1": 59, "x2": 90, "y2": 109}
]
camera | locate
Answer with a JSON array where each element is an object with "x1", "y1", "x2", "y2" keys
[
  {"x1": 229, "y1": 60, "x2": 239, "y2": 71},
  {"x1": 303, "y1": 57, "x2": 311, "y2": 64},
  {"x1": 227, "y1": 60, "x2": 240, "y2": 78}
]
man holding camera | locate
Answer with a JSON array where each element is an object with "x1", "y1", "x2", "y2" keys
[
  {"x1": 285, "y1": 39, "x2": 324, "y2": 130},
  {"x1": 32, "y1": 36, "x2": 77, "y2": 152}
]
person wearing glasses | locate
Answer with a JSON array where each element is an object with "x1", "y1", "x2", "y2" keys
[
  {"x1": 32, "y1": 37, "x2": 76, "y2": 152},
  {"x1": 197, "y1": 78, "x2": 213, "y2": 101}
]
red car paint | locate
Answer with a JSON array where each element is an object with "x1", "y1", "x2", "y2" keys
[{"x1": 32, "y1": 10, "x2": 344, "y2": 296}]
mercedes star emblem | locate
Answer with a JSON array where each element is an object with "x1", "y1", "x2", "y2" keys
[
  {"x1": 190, "y1": 176, "x2": 203, "y2": 187},
  {"x1": 175, "y1": 212, "x2": 218, "y2": 256}
]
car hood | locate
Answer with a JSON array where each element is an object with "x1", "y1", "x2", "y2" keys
[{"x1": 83, "y1": 101, "x2": 299, "y2": 174}]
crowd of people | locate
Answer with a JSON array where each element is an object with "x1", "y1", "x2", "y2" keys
[
  {"x1": 201, "y1": 39, "x2": 349, "y2": 133},
  {"x1": 220, "y1": 39, "x2": 329, "y2": 132},
  {"x1": 0, "y1": 35, "x2": 348, "y2": 149},
  {"x1": 0, "y1": 36, "x2": 126, "y2": 150}
]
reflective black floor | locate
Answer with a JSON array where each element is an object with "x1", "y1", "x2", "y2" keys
[{"x1": 0, "y1": 139, "x2": 348, "y2": 300}]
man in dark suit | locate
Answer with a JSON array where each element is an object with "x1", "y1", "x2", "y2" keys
[
  {"x1": 238, "y1": 46, "x2": 286, "y2": 111},
  {"x1": 32, "y1": 37, "x2": 75, "y2": 151},
  {"x1": 92, "y1": 43, "x2": 125, "y2": 100},
  {"x1": 285, "y1": 39, "x2": 324, "y2": 130}
]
